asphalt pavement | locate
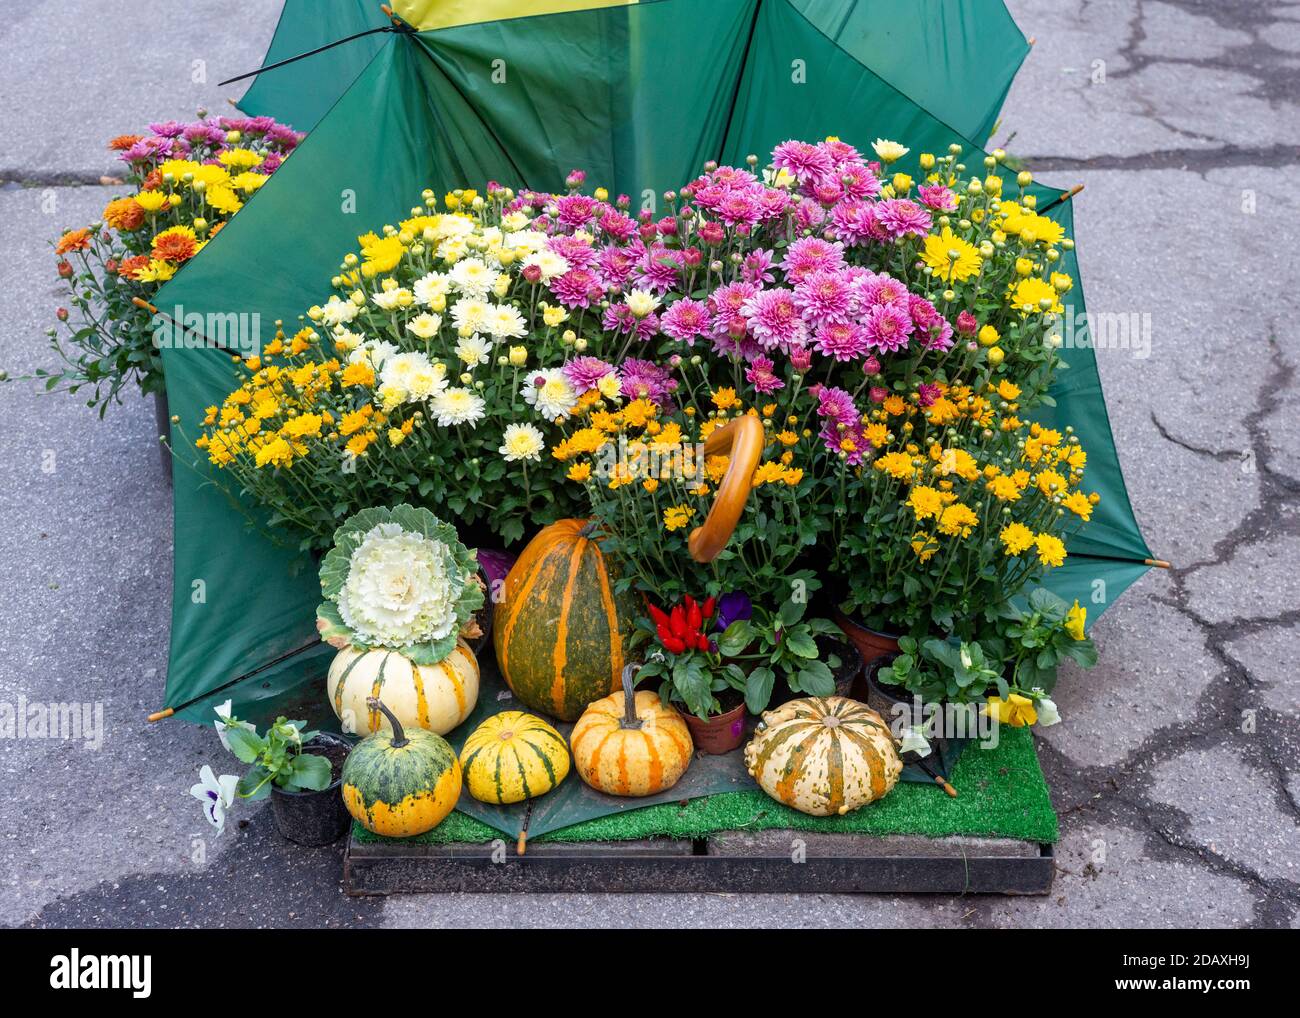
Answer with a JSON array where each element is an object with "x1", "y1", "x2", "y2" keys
[{"x1": 0, "y1": 0, "x2": 1295, "y2": 928}]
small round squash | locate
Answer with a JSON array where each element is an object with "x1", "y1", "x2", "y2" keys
[
  {"x1": 459, "y1": 711, "x2": 571, "y2": 804},
  {"x1": 327, "y1": 641, "x2": 478, "y2": 736},
  {"x1": 341, "y1": 698, "x2": 462, "y2": 837},
  {"x1": 571, "y1": 666, "x2": 693, "y2": 797},
  {"x1": 744, "y1": 696, "x2": 902, "y2": 817}
]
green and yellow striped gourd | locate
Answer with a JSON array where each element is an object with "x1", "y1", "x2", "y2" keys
[{"x1": 459, "y1": 711, "x2": 570, "y2": 804}]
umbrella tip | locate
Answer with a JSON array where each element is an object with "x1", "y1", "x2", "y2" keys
[
  {"x1": 147, "y1": 707, "x2": 174, "y2": 723},
  {"x1": 1144, "y1": 558, "x2": 1172, "y2": 569},
  {"x1": 1028, "y1": 36, "x2": 1037, "y2": 46},
  {"x1": 1066, "y1": 183, "x2": 1085, "y2": 199}
]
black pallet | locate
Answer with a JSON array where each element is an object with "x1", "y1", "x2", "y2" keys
[{"x1": 344, "y1": 830, "x2": 1054, "y2": 895}]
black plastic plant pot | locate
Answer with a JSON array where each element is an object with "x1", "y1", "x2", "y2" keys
[{"x1": 270, "y1": 732, "x2": 353, "y2": 847}]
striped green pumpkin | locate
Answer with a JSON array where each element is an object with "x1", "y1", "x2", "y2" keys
[
  {"x1": 459, "y1": 711, "x2": 570, "y2": 804},
  {"x1": 744, "y1": 697, "x2": 902, "y2": 817},
  {"x1": 493, "y1": 519, "x2": 640, "y2": 721},
  {"x1": 341, "y1": 698, "x2": 462, "y2": 837}
]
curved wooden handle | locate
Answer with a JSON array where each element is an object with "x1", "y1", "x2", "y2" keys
[{"x1": 688, "y1": 415, "x2": 764, "y2": 563}]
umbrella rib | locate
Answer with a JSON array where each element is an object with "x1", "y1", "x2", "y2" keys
[
  {"x1": 217, "y1": 24, "x2": 412, "y2": 88},
  {"x1": 148, "y1": 637, "x2": 323, "y2": 722}
]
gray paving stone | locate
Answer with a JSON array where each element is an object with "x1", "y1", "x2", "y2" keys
[
  {"x1": 987, "y1": 824, "x2": 1257, "y2": 928},
  {"x1": 0, "y1": 1, "x2": 276, "y2": 179},
  {"x1": 1037, "y1": 594, "x2": 1219, "y2": 767},
  {"x1": 1150, "y1": 745, "x2": 1300, "y2": 882},
  {"x1": 1183, "y1": 535, "x2": 1300, "y2": 625},
  {"x1": 1222, "y1": 625, "x2": 1300, "y2": 717}
]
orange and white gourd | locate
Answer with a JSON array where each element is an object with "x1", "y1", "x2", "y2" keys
[
  {"x1": 327, "y1": 640, "x2": 478, "y2": 736},
  {"x1": 744, "y1": 696, "x2": 902, "y2": 817}
]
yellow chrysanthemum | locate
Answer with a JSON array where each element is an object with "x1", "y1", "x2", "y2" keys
[
  {"x1": 662, "y1": 504, "x2": 695, "y2": 532},
  {"x1": 921, "y1": 227, "x2": 983, "y2": 283},
  {"x1": 937, "y1": 503, "x2": 979, "y2": 538},
  {"x1": 1034, "y1": 533, "x2": 1067, "y2": 567},
  {"x1": 908, "y1": 485, "x2": 945, "y2": 521},
  {"x1": 999, "y1": 522, "x2": 1035, "y2": 555},
  {"x1": 1007, "y1": 277, "x2": 1063, "y2": 315}
]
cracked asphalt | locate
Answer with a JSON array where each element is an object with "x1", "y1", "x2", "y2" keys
[{"x1": 0, "y1": 0, "x2": 1296, "y2": 928}]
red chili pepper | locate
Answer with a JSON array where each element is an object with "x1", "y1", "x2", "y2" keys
[
  {"x1": 669, "y1": 605, "x2": 688, "y2": 639},
  {"x1": 647, "y1": 604, "x2": 670, "y2": 630},
  {"x1": 702, "y1": 596, "x2": 716, "y2": 620},
  {"x1": 694, "y1": 632, "x2": 709, "y2": 652},
  {"x1": 685, "y1": 596, "x2": 702, "y2": 633},
  {"x1": 661, "y1": 634, "x2": 686, "y2": 654}
]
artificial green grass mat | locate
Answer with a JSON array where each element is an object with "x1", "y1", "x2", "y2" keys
[{"x1": 352, "y1": 726, "x2": 1057, "y2": 846}]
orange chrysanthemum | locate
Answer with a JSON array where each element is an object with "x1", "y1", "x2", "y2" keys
[
  {"x1": 117, "y1": 255, "x2": 151, "y2": 281},
  {"x1": 102, "y1": 197, "x2": 145, "y2": 231},
  {"x1": 107, "y1": 134, "x2": 143, "y2": 151},
  {"x1": 54, "y1": 228, "x2": 92, "y2": 255},
  {"x1": 140, "y1": 169, "x2": 163, "y2": 191},
  {"x1": 151, "y1": 232, "x2": 197, "y2": 263}
]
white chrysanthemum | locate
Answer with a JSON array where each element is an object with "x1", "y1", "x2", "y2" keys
[
  {"x1": 407, "y1": 312, "x2": 442, "y2": 339},
  {"x1": 336, "y1": 523, "x2": 458, "y2": 648},
  {"x1": 501, "y1": 212, "x2": 532, "y2": 232},
  {"x1": 499, "y1": 423, "x2": 545, "y2": 462},
  {"x1": 320, "y1": 294, "x2": 359, "y2": 327},
  {"x1": 449, "y1": 257, "x2": 500, "y2": 299},
  {"x1": 380, "y1": 351, "x2": 446, "y2": 402},
  {"x1": 371, "y1": 287, "x2": 412, "y2": 311},
  {"x1": 626, "y1": 288, "x2": 661, "y2": 317},
  {"x1": 454, "y1": 334, "x2": 491, "y2": 367},
  {"x1": 413, "y1": 271, "x2": 451, "y2": 306},
  {"x1": 505, "y1": 229, "x2": 547, "y2": 253},
  {"x1": 435, "y1": 214, "x2": 476, "y2": 241},
  {"x1": 484, "y1": 304, "x2": 527, "y2": 339},
  {"x1": 332, "y1": 328, "x2": 365, "y2": 353},
  {"x1": 450, "y1": 298, "x2": 490, "y2": 334},
  {"x1": 521, "y1": 367, "x2": 577, "y2": 422},
  {"x1": 350, "y1": 339, "x2": 398, "y2": 368},
  {"x1": 431, "y1": 386, "x2": 486, "y2": 427},
  {"x1": 522, "y1": 249, "x2": 570, "y2": 282}
]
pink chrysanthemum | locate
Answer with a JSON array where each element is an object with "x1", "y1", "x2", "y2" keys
[
  {"x1": 780, "y1": 236, "x2": 845, "y2": 282},
  {"x1": 794, "y1": 270, "x2": 855, "y2": 326},
  {"x1": 741, "y1": 287, "x2": 807, "y2": 351},
  {"x1": 874, "y1": 198, "x2": 933, "y2": 240},
  {"x1": 546, "y1": 234, "x2": 596, "y2": 271},
  {"x1": 564, "y1": 356, "x2": 615, "y2": 393},
  {"x1": 862, "y1": 302, "x2": 914, "y2": 353},
  {"x1": 745, "y1": 354, "x2": 785, "y2": 394},
  {"x1": 632, "y1": 243, "x2": 682, "y2": 292},
  {"x1": 660, "y1": 298, "x2": 711, "y2": 344},
  {"x1": 813, "y1": 385, "x2": 859, "y2": 426},
  {"x1": 595, "y1": 245, "x2": 635, "y2": 288},
  {"x1": 554, "y1": 193, "x2": 603, "y2": 229},
  {"x1": 917, "y1": 184, "x2": 958, "y2": 212},
  {"x1": 741, "y1": 248, "x2": 776, "y2": 286},
  {"x1": 772, "y1": 140, "x2": 835, "y2": 185},
  {"x1": 830, "y1": 200, "x2": 881, "y2": 246},
  {"x1": 815, "y1": 321, "x2": 871, "y2": 362},
  {"x1": 859, "y1": 272, "x2": 910, "y2": 309},
  {"x1": 619, "y1": 358, "x2": 677, "y2": 406},
  {"x1": 910, "y1": 295, "x2": 954, "y2": 351},
  {"x1": 550, "y1": 268, "x2": 604, "y2": 309},
  {"x1": 598, "y1": 209, "x2": 637, "y2": 242}
]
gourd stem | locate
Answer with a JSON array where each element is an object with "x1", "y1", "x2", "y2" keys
[
  {"x1": 619, "y1": 664, "x2": 643, "y2": 730},
  {"x1": 579, "y1": 519, "x2": 601, "y2": 540},
  {"x1": 367, "y1": 696, "x2": 408, "y2": 748}
]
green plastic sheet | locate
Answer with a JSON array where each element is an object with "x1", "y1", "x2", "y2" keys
[{"x1": 154, "y1": 0, "x2": 1151, "y2": 806}]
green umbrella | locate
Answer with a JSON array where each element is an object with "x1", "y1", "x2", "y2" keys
[{"x1": 147, "y1": 0, "x2": 1156, "y2": 837}]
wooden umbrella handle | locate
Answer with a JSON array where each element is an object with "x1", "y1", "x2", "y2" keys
[{"x1": 688, "y1": 415, "x2": 764, "y2": 563}]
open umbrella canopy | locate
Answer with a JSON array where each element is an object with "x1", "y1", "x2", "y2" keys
[{"x1": 152, "y1": 0, "x2": 1150, "y2": 740}]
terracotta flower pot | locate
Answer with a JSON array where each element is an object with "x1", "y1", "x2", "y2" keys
[
  {"x1": 833, "y1": 610, "x2": 902, "y2": 669},
  {"x1": 680, "y1": 701, "x2": 747, "y2": 754}
]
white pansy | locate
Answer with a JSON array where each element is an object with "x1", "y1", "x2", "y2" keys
[
  {"x1": 454, "y1": 334, "x2": 492, "y2": 367},
  {"x1": 431, "y1": 387, "x2": 486, "y2": 427},
  {"x1": 213, "y1": 699, "x2": 255, "y2": 754},
  {"x1": 1032, "y1": 689, "x2": 1061, "y2": 726},
  {"x1": 449, "y1": 257, "x2": 500, "y2": 299},
  {"x1": 320, "y1": 294, "x2": 359, "y2": 327},
  {"x1": 449, "y1": 298, "x2": 490, "y2": 334},
  {"x1": 190, "y1": 765, "x2": 240, "y2": 836},
  {"x1": 407, "y1": 312, "x2": 443, "y2": 339},
  {"x1": 899, "y1": 726, "x2": 932, "y2": 757},
  {"x1": 336, "y1": 522, "x2": 459, "y2": 648},
  {"x1": 626, "y1": 288, "x2": 661, "y2": 317},
  {"x1": 499, "y1": 423, "x2": 545, "y2": 462},
  {"x1": 484, "y1": 304, "x2": 528, "y2": 339},
  {"x1": 521, "y1": 367, "x2": 577, "y2": 422}
]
